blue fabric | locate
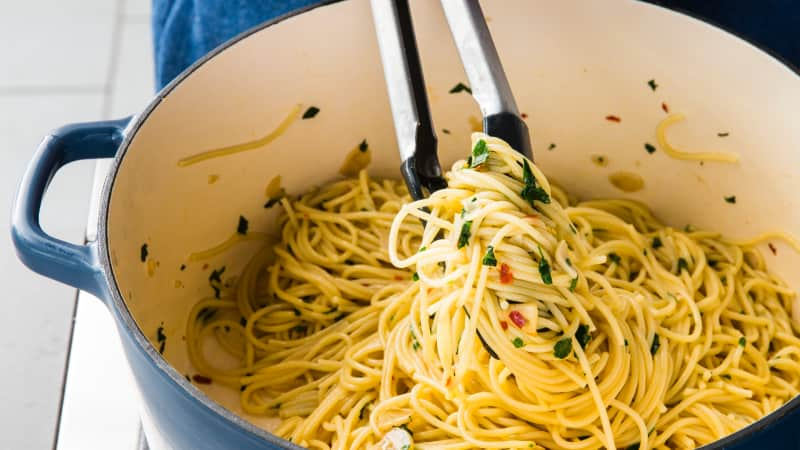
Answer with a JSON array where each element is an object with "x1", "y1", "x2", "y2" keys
[
  {"x1": 152, "y1": 0, "x2": 799, "y2": 90},
  {"x1": 152, "y1": 0, "x2": 320, "y2": 89}
]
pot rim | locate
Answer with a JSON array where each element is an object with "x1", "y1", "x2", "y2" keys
[{"x1": 97, "y1": 1, "x2": 800, "y2": 448}]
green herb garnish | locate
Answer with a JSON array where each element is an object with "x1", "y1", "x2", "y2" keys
[
  {"x1": 569, "y1": 277, "x2": 578, "y2": 292},
  {"x1": 718, "y1": 132, "x2": 729, "y2": 137},
  {"x1": 418, "y1": 246, "x2": 427, "y2": 252},
  {"x1": 651, "y1": 334, "x2": 661, "y2": 355},
  {"x1": 410, "y1": 325, "x2": 421, "y2": 351},
  {"x1": 209, "y1": 266, "x2": 226, "y2": 298},
  {"x1": 140, "y1": 243, "x2": 148, "y2": 262},
  {"x1": 482, "y1": 245, "x2": 497, "y2": 266},
  {"x1": 236, "y1": 215, "x2": 249, "y2": 235},
  {"x1": 652, "y1": 237, "x2": 663, "y2": 249},
  {"x1": 458, "y1": 220, "x2": 473, "y2": 249},
  {"x1": 608, "y1": 253, "x2": 621, "y2": 265},
  {"x1": 412, "y1": 272, "x2": 419, "y2": 282},
  {"x1": 677, "y1": 257, "x2": 689, "y2": 273},
  {"x1": 442, "y1": 128, "x2": 451, "y2": 135},
  {"x1": 739, "y1": 336, "x2": 746, "y2": 347},
  {"x1": 512, "y1": 337, "x2": 524, "y2": 348},
  {"x1": 645, "y1": 143, "x2": 656, "y2": 154},
  {"x1": 521, "y1": 160, "x2": 551, "y2": 205},
  {"x1": 576, "y1": 324, "x2": 591, "y2": 349},
  {"x1": 302, "y1": 106, "x2": 320, "y2": 119},
  {"x1": 647, "y1": 79, "x2": 658, "y2": 91},
  {"x1": 470, "y1": 139, "x2": 490, "y2": 168},
  {"x1": 554, "y1": 338, "x2": 572, "y2": 359},
  {"x1": 449, "y1": 82, "x2": 472, "y2": 94},
  {"x1": 179, "y1": 264, "x2": 186, "y2": 271},
  {"x1": 548, "y1": 143, "x2": 556, "y2": 151},
  {"x1": 359, "y1": 139, "x2": 368, "y2": 152},
  {"x1": 724, "y1": 195, "x2": 737, "y2": 204},
  {"x1": 537, "y1": 245, "x2": 552, "y2": 285}
]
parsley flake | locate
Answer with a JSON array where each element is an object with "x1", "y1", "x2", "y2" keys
[
  {"x1": 359, "y1": 139, "x2": 368, "y2": 152},
  {"x1": 512, "y1": 337, "x2": 524, "y2": 348},
  {"x1": 458, "y1": 221, "x2": 473, "y2": 249},
  {"x1": 521, "y1": 160, "x2": 550, "y2": 205},
  {"x1": 652, "y1": 237, "x2": 663, "y2": 249},
  {"x1": 537, "y1": 245, "x2": 552, "y2": 285},
  {"x1": 569, "y1": 277, "x2": 578, "y2": 292},
  {"x1": 647, "y1": 79, "x2": 658, "y2": 91},
  {"x1": 608, "y1": 253, "x2": 621, "y2": 265},
  {"x1": 554, "y1": 338, "x2": 572, "y2": 359},
  {"x1": 236, "y1": 215, "x2": 249, "y2": 235},
  {"x1": 677, "y1": 257, "x2": 689, "y2": 274},
  {"x1": 576, "y1": 324, "x2": 592, "y2": 349},
  {"x1": 482, "y1": 245, "x2": 497, "y2": 266},
  {"x1": 449, "y1": 82, "x2": 472, "y2": 94},
  {"x1": 140, "y1": 243, "x2": 148, "y2": 262},
  {"x1": 651, "y1": 334, "x2": 661, "y2": 355},
  {"x1": 412, "y1": 272, "x2": 419, "y2": 282},
  {"x1": 548, "y1": 143, "x2": 557, "y2": 151},
  {"x1": 302, "y1": 106, "x2": 320, "y2": 119},
  {"x1": 470, "y1": 139, "x2": 490, "y2": 167},
  {"x1": 442, "y1": 128, "x2": 451, "y2": 134},
  {"x1": 724, "y1": 195, "x2": 736, "y2": 204},
  {"x1": 645, "y1": 143, "x2": 656, "y2": 154},
  {"x1": 738, "y1": 336, "x2": 746, "y2": 347}
]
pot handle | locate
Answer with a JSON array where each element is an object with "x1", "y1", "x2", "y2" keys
[{"x1": 11, "y1": 118, "x2": 130, "y2": 300}]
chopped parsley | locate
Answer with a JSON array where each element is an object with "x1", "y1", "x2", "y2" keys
[
  {"x1": 236, "y1": 215, "x2": 249, "y2": 235},
  {"x1": 520, "y1": 160, "x2": 551, "y2": 205},
  {"x1": 627, "y1": 443, "x2": 640, "y2": 450},
  {"x1": 647, "y1": 79, "x2": 658, "y2": 91},
  {"x1": 569, "y1": 277, "x2": 578, "y2": 292},
  {"x1": 412, "y1": 272, "x2": 419, "y2": 282},
  {"x1": 292, "y1": 324, "x2": 308, "y2": 334},
  {"x1": 457, "y1": 220, "x2": 473, "y2": 249},
  {"x1": 651, "y1": 334, "x2": 661, "y2": 355},
  {"x1": 652, "y1": 237, "x2": 663, "y2": 249},
  {"x1": 140, "y1": 243, "x2": 148, "y2": 262},
  {"x1": 449, "y1": 82, "x2": 472, "y2": 94},
  {"x1": 554, "y1": 337, "x2": 572, "y2": 359},
  {"x1": 156, "y1": 324, "x2": 167, "y2": 354},
  {"x1": 724, "y1": 195, "x2": 737, "y2": 204},
  {"x1": 576, "y1": 324, "x2": 592, "y2": 349},
  {"x1": 512, "y1": 337, "x2": 524, "y2": 348},
  {"x1": 470, "y1": 139, "x2": 490, "y2": 167},
  {"x1": 608, "y1": 253, "x2": 622, "y2": 265},
  {"x1": 476, "y1": 330, "x2": 499, "y2": 359},
  {"x1": 301, "y1": 106, "x2": 320, "y2": 119},
  {"x1": 537, "y1": 245, "x2": 553, "y2": 285},
  {"x1": 482, "y1": 245, "x2": 497, "y2": 266},
  {"x1": 442, "y1": 128, "x2": 451, "y2": 135},
  {"x1": 418, "y1": 246, "x2": 427, "y2": 252},
  {"x1": 548, "y1": 143, "x2": 557, "y2": 151},
  {"x1": 410, "y1": 325, "x2": 421, "y2": 351},
  {"x1": 264, "y1": 191, "x2": 286, "y2": 208},
  {"x1": 209, "y1": 266, "x2": 226, "y2": 298},
  {"x1": 179, "y1": 264, "x2": 186, "y2": 271},
  {"x1": 717, "y1": 132, "x2": 729, "y2": 137},
  {"x1": 359, "y1": 139, "x2": 368, "y2": 152},
  {"x1": 739, "y1": 336, "x2": 746, "y2": 347},
  {"x1": 644, "y1": 143, "x2": 656, "y2": 154},
  {"x1": 677, "y1": 257, "x2": 689, "y2": 273}
]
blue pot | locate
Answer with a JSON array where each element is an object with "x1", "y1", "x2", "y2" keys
[{"x1": 11, "y1": 1, "x2": 800, "y2": 448}]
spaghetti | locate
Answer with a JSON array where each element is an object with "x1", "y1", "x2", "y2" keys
[{"x1": 187, "y1": 134, "x2": 799, "y2": 449}]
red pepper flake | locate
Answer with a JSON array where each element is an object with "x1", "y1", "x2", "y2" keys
[
  {"x1": 499, "y1": 263, "x2": 514, "y2": 284},
  {"x1": 521, "y1": 112, "x2": 528, "y2": 119},
  {"x1": 446, "y1": 377, "x2": 452, "y2": 386},
  {"x1": 661, "y1": 102, "x2": 670, "y2": 113},
  {"x1": 605, "y1": 115, "x2": 621, "y2": 123},
  {"x1": 500, "y1": 321, "x2": 509, "y2": 330},
  {"x1": 768, "y1": 243, "x2": 777, "y2": 255},
  {"x1": 192, "y1": 374, "x2": 213, "y2": 384},
  {"x1": 393, "y1": 275, "x2": 403, "y2": 281},
  {"x1": 509, "y1": 310, "x2": 527, "y2": 328}
]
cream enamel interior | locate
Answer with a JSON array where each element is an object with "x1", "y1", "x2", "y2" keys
[{"x1": 106, "y1": 0, "x2": 800, "y2": 436}]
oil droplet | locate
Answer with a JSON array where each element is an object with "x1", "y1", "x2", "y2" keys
[
  {"x1": 468, "y1": 115, "x2": 482, "y2": 132},
  {"x1": 609, "y1": 171, "x2": 644, "y2": 192},
  {"x1": 591, "y1": 154, "x2": 609, "y2": 167},
  {"x1": 207, "y1": 174, "x2": 219, "y2": 184}
]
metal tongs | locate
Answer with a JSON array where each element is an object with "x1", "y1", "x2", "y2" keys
[{"x1": 370, "y1": 0, "x2": 532, "y2": 200}]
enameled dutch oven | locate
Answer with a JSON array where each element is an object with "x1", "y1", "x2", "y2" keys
[{"x1": 11, "y1": 1, "x2": 800, "y2": 448}]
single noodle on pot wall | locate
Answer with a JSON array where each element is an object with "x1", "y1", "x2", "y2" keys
[{"x1": 186, "y1": 134, "x2": 800, "y2": 450}]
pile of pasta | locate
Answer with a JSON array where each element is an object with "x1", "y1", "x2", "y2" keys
[{"x1": 187, "y1": 134, "x2": 800, "y2": 450}]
